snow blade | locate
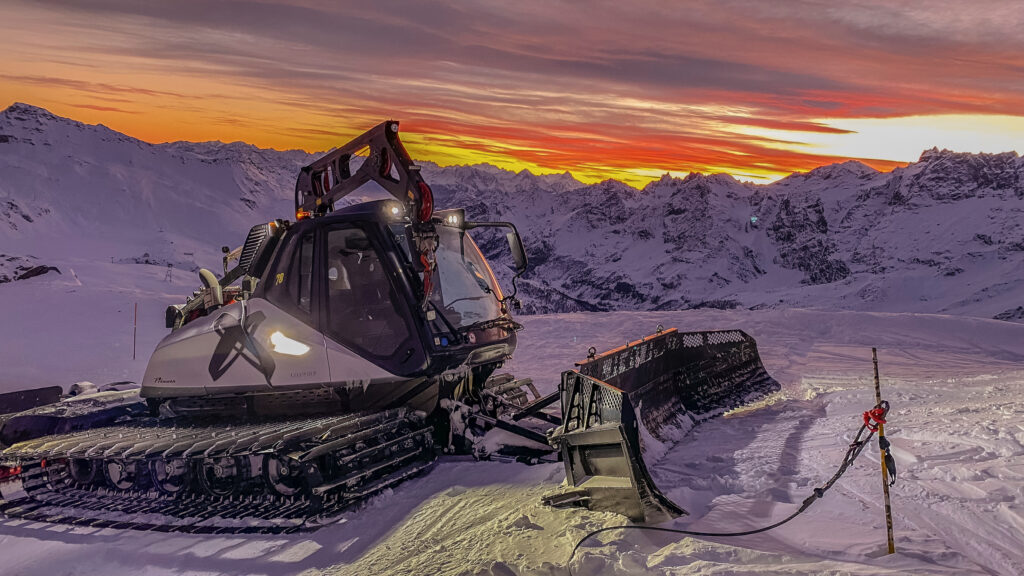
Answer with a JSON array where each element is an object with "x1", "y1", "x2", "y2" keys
[
  {"x1": 547, "y1": 328, "x2": 779, "y2": 522},
  {"x1": 0, "y1": 390, "x2": 147, "y2": 449},
  {"x1": 0, "y1": 386, "x2": 62, "y2": 416}
]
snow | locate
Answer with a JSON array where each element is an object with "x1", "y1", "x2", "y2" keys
[
  {"x1": 2, "y1": 104, "x2": 1024, "y2": 574},
  {"x1": 3, "y1": 307, "x2": 1023, "y2": 575}
]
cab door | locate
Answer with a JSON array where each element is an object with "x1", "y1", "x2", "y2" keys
[{"x1": 320, "y1": 224, "x2": 428, "y2": 382}]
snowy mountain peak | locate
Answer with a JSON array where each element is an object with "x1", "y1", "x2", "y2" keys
[
  {"x1": 161, "y1": 139, "x2": 312, "y2": 166},
  {"x1": 777, "y1": 161, "x2": 879, "y2": 188},
  {"x1": 1, "y1": 102, "x2": 107, "y2": 134},
  {"x1": 3, "y1": 102, "x2": 62, "y2": 121},
  {"x1": 884, "y1": 147, "x2": 1024, "y2": 206},
  {"x1": 918, "y1": 146, "x2": 1020, "y2": 164},
  {"x1": 806, "y1": 160, "x2": 877, "y2": 179},
  {"x1": 918, "y1": 146, "x2": 947, "y2": 162},
  {"x1": 0, "y1": 102, "x2": 140, "y2": 148},
  {"x1": 531, "y1": 170, "x2": 584, "y2": 192},
  {"x1": 689, "y1": 172, "x2": 748, "y2": 192},
  {"x1": 641, "y1": 171, "x2": 747, "y2": 200},
  {"x1": 3, "y1": 102, "x2": 75, "y2": 134}
]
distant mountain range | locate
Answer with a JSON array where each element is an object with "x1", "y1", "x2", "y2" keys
[{"x1": 2, "y1": 102, "x2": 1022, "y2": 321}]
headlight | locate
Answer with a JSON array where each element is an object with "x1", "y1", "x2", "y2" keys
[{"x1": 270, "y1": 331, "x2": 310, "y2": 356}]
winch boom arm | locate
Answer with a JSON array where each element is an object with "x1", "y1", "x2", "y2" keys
[{"x1": 295, "y1": 120, "x2": 433, "y2": 224}]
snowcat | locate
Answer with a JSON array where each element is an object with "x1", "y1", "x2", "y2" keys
[{"x1": 0, "y1": 121, "x2": 778, "y2": 532}]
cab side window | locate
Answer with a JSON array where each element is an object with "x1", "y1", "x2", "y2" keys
[
  {"x1": 265, "y1": 230, "x2": 315, "y2": 319},
  {"x1": 294, "y1": 233, "x2": 314, "y2": 313}
]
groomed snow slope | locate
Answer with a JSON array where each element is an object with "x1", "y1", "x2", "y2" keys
[{"x1": 2, "y1": 302, "x2": 1022, "y2": 576}]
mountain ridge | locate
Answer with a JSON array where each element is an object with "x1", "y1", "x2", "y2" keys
[{"x1": 2, "y1": 103, "x2": 1022, "y2": 321}]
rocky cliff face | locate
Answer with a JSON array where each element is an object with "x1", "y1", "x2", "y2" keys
[
  {"x1": 428, "y1": 147, "x2": 1024, "y2": 318},
  {"x1": 3, "y1": 103, "x2": 1022, "y2": 319}
]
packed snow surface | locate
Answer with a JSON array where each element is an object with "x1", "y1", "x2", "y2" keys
[{"x1": 2, "y1": 302, "x2": 1023, "y2": 575}]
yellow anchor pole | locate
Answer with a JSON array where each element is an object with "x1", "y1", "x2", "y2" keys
[{"x1": 872, "y1": 347, "x2": 895, "y2": 554}]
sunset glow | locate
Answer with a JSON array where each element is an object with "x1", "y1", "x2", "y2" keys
[{"x1": 3, "y1": 0, "x2": 1022, "y2": 186}]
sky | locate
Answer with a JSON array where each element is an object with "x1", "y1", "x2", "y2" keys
[{"x1": 2, "y1": 0, "x2": 1023, "y2": 186}]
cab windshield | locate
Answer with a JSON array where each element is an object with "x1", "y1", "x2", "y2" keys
[{"x1": 391, "y1": 224, "x2": 504, "y2": 329}]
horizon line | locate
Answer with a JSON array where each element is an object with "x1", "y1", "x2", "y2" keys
[{"x1": 7, "y1": 101, "x2": 1023, "y2": 189}]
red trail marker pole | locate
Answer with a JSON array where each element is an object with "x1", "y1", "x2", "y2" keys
[{"x1": 133, "y1": 302, "x2": 138, "y2": 361}]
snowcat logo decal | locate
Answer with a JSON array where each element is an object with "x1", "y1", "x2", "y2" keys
[
  {"x1": 275, "y1": 273, "x2": 284, "y2": 285},
  {"x1": 209, "y1": 311, "x2": 276, "y2": 384}
]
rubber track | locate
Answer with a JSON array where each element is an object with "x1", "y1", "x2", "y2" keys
[{"x1": 0, "y1": 410, "x2": 436, "y2": 533}]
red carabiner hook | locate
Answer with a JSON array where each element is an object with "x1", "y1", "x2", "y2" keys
[{"x1": 862, "y1": 407, "x2": 887, "y2": 431}]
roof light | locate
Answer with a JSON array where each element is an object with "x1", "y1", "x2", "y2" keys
[
  {"x1": 383, "y1": 201, "x2": 404, "y2": 220},
  {"x1": 296, "y1": 210, "x2": 312, "y2": 221},
  {"x1": 270, "y1": 331, "x2": 310, "y2": 356},
  {"x1": 439, "y1": 209, "x2": 466, "y2": 228}
]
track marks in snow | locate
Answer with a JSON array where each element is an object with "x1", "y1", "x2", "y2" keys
[
  {"x1": 803, "y1": 378, "x2": 1024, "y2": 576},
  {"x1": 623, "y1": 361, "x2": 1024, "y2": 575},
  {"x1": 321, "y1": 461, "x2": 595, "y2": 576},
  {"x1": 3, "y1": 310, "x2": 1024, "y2": 575}
]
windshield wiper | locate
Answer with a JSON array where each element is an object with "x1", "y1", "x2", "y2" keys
[
  {"x1": 443, "y1": 295, "x2": 490, "y2": 308},
  {"x1": 465, "y1": 262, "x2": 493, "y2": 294},
  {"x1": 428, "y1": 301, "x2": 464, "y2": 345}
]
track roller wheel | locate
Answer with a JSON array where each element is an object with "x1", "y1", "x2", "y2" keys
[
  {"x1": 42, "y1": 458, "x2": 97, "y2": 489},
  {"x1": 41, "y1": 458, "x2": 71, "y2": 489},
  {"x1": 149, "y1": 457, "x2": 191, "y2": 495},
  {"x1": 196, "y1": 456, "x2": 245, "y2": 497},
  {"x1": 262, "y1": 454, "x2": 304, "y2": 497},
  {"x1": 68, "y1": 459, "x2": 100, "y2": 485},
  {"x1": 103, "y1": 459, "x2": 143, "y2": 490}
]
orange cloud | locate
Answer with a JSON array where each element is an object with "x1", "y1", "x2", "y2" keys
[
  {"x1": 1, "y1": 0, "x2": 1020, "y2": 185},
  {"x1": 70, "y1": 103, "x2": 138, "y2": 114}
]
